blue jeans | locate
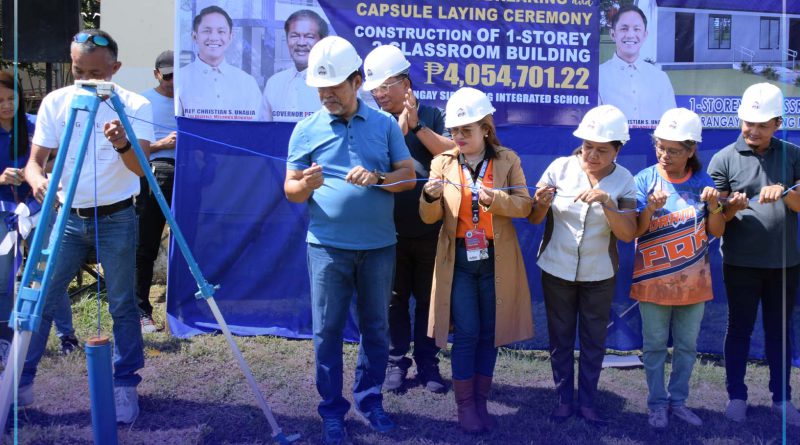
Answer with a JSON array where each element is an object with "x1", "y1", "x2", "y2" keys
[
  {"x1": 450, "y1": 244, "x2": 497, "y2": 380},
  {"x1": 639, "y1": 301, "x2": 705, "y2": 410},
  {"x1": 40, "y1": 216, "x2": 76, "y2": 340},
  {"x1": 22, "y1": 206, "x2": 144, "y2": 387},
  {"x1": 52, "y1": 292, "x2": 75, "y2": 339},
  {"x1": 0, "y1": 212, "x2": 73, "y2": 342},
  {"x1": 307, "y1": 243, "x2": 395, "y2": 419}
]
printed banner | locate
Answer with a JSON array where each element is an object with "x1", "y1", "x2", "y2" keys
[
  {"x1": 175, "y1": 0, "x2": 800, "y2": 128},
  {"x1": 170, "y1": 1, "x2": 800, "y2": 363},
  {"x1": 174, "y1": 0, "x2": 597, "y2": 126},
  {"x1": 322, "y1": 0, "x2": 598, "y2": 126}
]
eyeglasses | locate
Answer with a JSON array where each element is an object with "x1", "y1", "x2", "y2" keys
[
  {"x1": 369, "y1": 78, "x2": 404, "y2": 95},
  {"x1": 449, "y1": 126, "x2": 476, "y2": 138},
  {"x1": 655, "y1": 145, "x2": 688, "y2": 157},
  {"x1": 73, "y1": 32, "x2": 110, "y2": 48},
  {"x1": 160, "y1": 72, "x2": 173, "y2": 81}
]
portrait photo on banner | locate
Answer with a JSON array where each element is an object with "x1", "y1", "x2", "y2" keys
[
  {"x1": 174, "y1": 0, "x2": 601, "y2": 127},
  {"x1": 173, "y1": 1, "x2": 800, "y2": 130},
  {"x1": 175, "y1": 0, "x2": 338, "y2": 122},
  {"x1": 599, "y1": 0, "x2": 800, "y2": 130}
]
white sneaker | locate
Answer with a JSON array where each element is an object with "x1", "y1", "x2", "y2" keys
[
  {"x1": 771, "y1": 401, "x2": 800, "y2": 427},
  {"x1": 671, "y1": 405, "x2": 703, "y2": 426},
  {"x1": 725, "y1": 399, "x2": 747, "y2": 422},
  {"x1": 114, "y1": 386, "x2": 139, "y2": 424},
  {"x1": 140, "y1": 315, "x2": 160, "y2": 334},
  {"x1": 648, "y1": 407, "x2": 669, "y2": 428}
]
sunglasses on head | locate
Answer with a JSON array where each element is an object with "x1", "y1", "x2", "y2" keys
[{"x1": 73, "y1": 32, "x2": 110, "y2": 48}]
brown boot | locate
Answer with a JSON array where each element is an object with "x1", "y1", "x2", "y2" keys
[
  {"x1": 452, "y1": 378, "x2": 484, "y2": 433},
  {"x1": 474, "y1": 374, "x2": 497, "y2": 431}
]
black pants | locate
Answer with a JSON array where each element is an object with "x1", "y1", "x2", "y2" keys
[
  {"x1": 541, "y1": 271, "x2": 615, "y2": 407},
  {"x1": 388, "y1": 235, "x2": 439, "y2": 368},
  {"x1": 723, "y1": 264, "x2": 799, "y2": 403},
  {"x1": 135, "y1": 159, "x2": 174, "y2": 317}
]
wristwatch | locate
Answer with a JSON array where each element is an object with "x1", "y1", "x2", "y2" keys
[
  {"x1": 411, "y1": 122, "x2": 424, "y2": 134},
  {"x1": 373, "y1": 169, "x2": 386, "y2": 185},
  {"x1": 114, "y1": 140, "x2": 132, "y2": 154}
]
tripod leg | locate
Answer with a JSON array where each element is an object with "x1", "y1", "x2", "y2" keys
[
  {"x1": 110, "y1": 93, "x2": 300, "y2": 444},
  {"x1": 1, "y1": 91, "x2": 101, "y2": 438},
  {"x1": 0, "y1": 331, "x2": 32, "y2": 442}
]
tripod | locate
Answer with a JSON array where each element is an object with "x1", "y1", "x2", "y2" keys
[{"x1": 0, "y1": 81, "x2": 298, "y2": 444}]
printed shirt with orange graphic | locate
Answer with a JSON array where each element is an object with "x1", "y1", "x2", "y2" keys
[
  {"x1": 631, "y1": 164, "x2": 715, "y2": 306},
  {"x1": 456, "y1": 158, "x2": 494, "y2": 239}
]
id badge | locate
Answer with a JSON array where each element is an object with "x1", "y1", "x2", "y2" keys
[{"x1": 464, "y1": 229, "x2": 489, "y2": 262}]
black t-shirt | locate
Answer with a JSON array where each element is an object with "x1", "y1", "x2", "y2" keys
[{"x1": 394, "y1": 103, "x2": 448, "y2": 239}]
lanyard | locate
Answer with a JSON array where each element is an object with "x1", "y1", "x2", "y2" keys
[{"x1": 460, "y1": 155, "x2": 489, "y2": 227}]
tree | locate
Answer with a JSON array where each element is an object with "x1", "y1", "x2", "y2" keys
[
  {"x1": 81, "y1": 0, "x2": 101, "y2": 29},
  {"x1": 600, "y1": 0, "x2": 639, "y2": 30}
]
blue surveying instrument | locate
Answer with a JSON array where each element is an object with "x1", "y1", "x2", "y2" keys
[{"x1": 0, "y1": 81, "x2": 299, "y2": 444}]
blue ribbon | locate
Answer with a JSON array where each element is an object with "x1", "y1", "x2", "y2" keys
[
  {"x1": 3, "y1": 197, "x2": 41, "y2": 232},
  {"x1": 106, "y1": 102, "x2": 800, "y2": 215}
]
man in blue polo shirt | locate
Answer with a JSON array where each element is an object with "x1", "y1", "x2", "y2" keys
[
  {"x1": 284, "y1": 36, "x2": 414, "y2": 445},
  {"x1": 708, "y1": 82, "x2": 800, "y2": 426}
]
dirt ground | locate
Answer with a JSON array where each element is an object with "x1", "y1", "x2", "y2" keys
[{"x1": 3, "y1": 291, "x2": 799, "y2": 445}]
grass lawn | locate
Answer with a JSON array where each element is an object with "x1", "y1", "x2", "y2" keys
[{"x1": 3, "y1": 290, "x2": 800, "y2": 444}]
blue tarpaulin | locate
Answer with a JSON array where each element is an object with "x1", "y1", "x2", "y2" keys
[{"x1": 167, "y1": 118, "x2": 800, "y2": 365}]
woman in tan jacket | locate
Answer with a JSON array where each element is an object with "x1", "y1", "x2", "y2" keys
[{"x1": 419, "y1": 88, "x2": 533, "y2": 434}]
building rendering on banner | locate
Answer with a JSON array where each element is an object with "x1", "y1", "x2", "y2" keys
[{"x1": 654, "y1": 0, "x2": 800, "y2": 65}]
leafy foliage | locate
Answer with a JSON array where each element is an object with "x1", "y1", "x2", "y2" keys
[
  {"x1": 81, "y1": 0, "x2": 101, "y2": 29},
  {"x1": 761, "y1": 66, "x2": 779, "y2": 80}
]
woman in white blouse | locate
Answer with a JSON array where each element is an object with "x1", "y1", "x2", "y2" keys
[{"x1": 528, "y1": 105, "x2": 637, "y2": 427}]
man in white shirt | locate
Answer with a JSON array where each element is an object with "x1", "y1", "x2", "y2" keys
[
  {"x1": 137, "y1": 50, "x2": 176, "y2": 333},
  {"x1": 598, "y1": 4, "x2": 676, "y2": 127},
  {"x1": 21, "y1": 29, "x2": 154, "y2": 424},
  {"x1": 178, "y1": 5, "x2": 262, "y2": 121},
  {"x1": 261, "y1": 9, "x2": 328, "y2": 122}
]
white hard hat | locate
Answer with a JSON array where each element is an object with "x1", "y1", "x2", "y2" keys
[
  {"x1": 362, "y1": 45, "x2": 411, "y2": 91},
  {"x1": 738, "y1": 82, "x2": 784, "y2": 123},
  {"x1": 572, "y1": 105, "x2": 629, "y2": 143},
  {"x1": 306, "y1": 36, "x2": 363, "y2": 88},
  {"x1": 444, "y1": 87, "x2": 496, "y2": 128},
  {"x1": 654, "y1": 108, "x2": 703, "y2": 142}
]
